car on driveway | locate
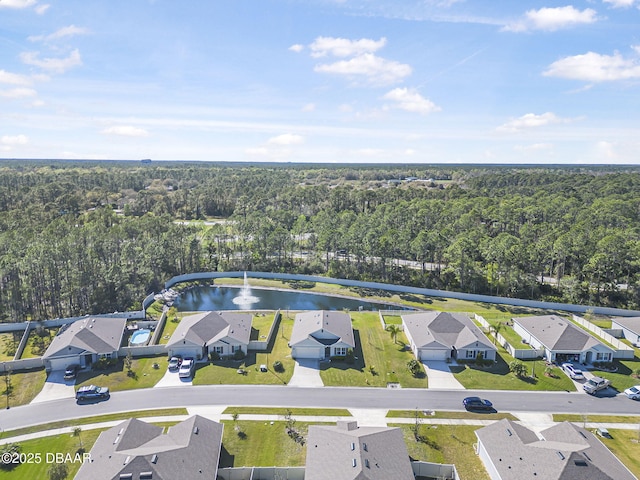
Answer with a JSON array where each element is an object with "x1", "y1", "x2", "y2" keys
[
  {"x1": 168, "y1": 356, "x2": 182, "y2": 371},
  {"x1": 624, "y1": 385, "x2": 640, "y2": 400},
  {"x1": 178, "y1": 358, "x2": 195, "y2": 378},
  {"x1": 583, "y1": 376, "x2": 611, "y2": 395},
  {"x1": 63, "y1": 364, "x2": 80, "y2": 380},
  {"x1": 561, "y1": 363, "x2": 584, "y2": 380},
  {"x1": 463, "y1": 396, "x2": 493, "y2": 411},
  {"x1": 76, "y1": 385, "x2": 110, "y2": 401}
]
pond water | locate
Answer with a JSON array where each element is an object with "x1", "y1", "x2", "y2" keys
[{"x1": 173, "y1": 285, "x2": 411, "y2": 311}]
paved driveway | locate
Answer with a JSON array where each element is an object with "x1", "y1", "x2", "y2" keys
[
  {"x1": 288, "y1": 359, "x2": 324, "y2": 387},
  {"x1": 154, "y1": 368, "x2": 193, "y2": 387},
  {"x1": 30, "y1": 370, "x2": 76, "y2": 404},
  {"x1": 422, "y1": 361, "x2": 465, "y2": 390}
]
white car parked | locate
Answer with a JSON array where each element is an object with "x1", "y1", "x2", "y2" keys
[
  {"x1": 178, "y1": 358, "x2": 195, "y2": 378},
  {"x1": 561, "y1": 363, "x2": 584, "y2": 380},
  {"x1": 624, "y1": 385, "x2": 640, "y2": 400}
]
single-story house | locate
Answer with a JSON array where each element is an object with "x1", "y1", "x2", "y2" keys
[
  {"x1": 166, "y1": 311, "x2": 252, "y2": 360},
  {"x1": 611, "y1": 316, "x2": 640, "y2": 345},
  {"x1": 75, "y1": 415, "x2": 223, "y2": 480},
  {"x1": 402, "y1": 311, "x2": 497, "y2": 362},
  {"x1": 513, "y1": 315, "x2": 614, "y2": 364},
  {"x1": 290, "y1": 310, "x2": 355, "y2": 360},
  {"x1": 305, "y1": 421, "x2": 415, "y2": 480},
  {"x1": 476, "y1": 418, "x2": 636, "y2": 480},
  {"x1": 42, "y1": 316, "x2": 127, "y2": 372}
]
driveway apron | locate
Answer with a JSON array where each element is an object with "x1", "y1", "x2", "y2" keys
[
  {"x1": 154, "y1": 368, "x2": 193, "y2": 387},
  {"x1": 30, "y1": 370, "x2": 76, "y2": 403},
  {"x1": 422, "y1": 361, "x2": 465, "y2": 390},
  {"x1": 288, "y1": 359, "x2": 324, "y2": 387}
]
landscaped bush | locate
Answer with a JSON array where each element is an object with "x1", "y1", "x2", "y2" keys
[
  {"x1": 345, "y1": 349, "x2": 355, "y2": 365},
  {"x1": 233, "y1": 349, "x2": 246, "y2": 360},
  {"x1": 273, "y1": 360, "x2": 284, "y2": 372},
  {"x1": 210, "y1": 351, "x2": 221, "y2": 361},
  {"x1": 93, "y1": 357, "x2": 117, "y2": 370}
]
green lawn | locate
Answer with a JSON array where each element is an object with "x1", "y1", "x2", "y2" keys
[
  {"x1": 0, "y1": 429, "x2": 102, "y2": 480},
  {"x1": 157, "y1": 313, "x2": 182, "y2": 345},
  {"x1": 452, "y1": 349, "x2": 576, "y2": 391},
  {"x1": 382, "y1": 315, "x2": 403, "y2": 325},
  {"x1": 3, "y1": 368, "x2": 47, "y2": 407},
  {"x1": 0, "y1": 333, "x2": 18, "y2": 361},
  {"x1": 76, "y1": 356, "x2": 167, "y2": 392},
  {"x1": 591, "y1": 357, "x2": 640, "y2": 392},
  {"x1": 193, "y1": 317, "x2": 294, "y2": 386},
  {"x1": 223, "y1": 407, "x2": 351, "y2": 416},
  {"x1": 219, "y1": 420, "x2": 313, "y2": 468},
  {"x1": 319, "y1": 312, "x2": 427, "y2": 388},
  {"x1": 553, "y1": 414, "x2": 640, "y2": 423},
  {"x1": 19, "y1": 328, "x2": 57, "y2": 359},
  {"x1": 249, "y1": 312, "x2": 277, "y2": 341},
  {"x1": 392, "y1": 424, "x2": 490, "y2": 480},
  {"x1": 386, "y1": 410, "x2": 517, "y2": 420},
  {"x1": 598, "y1": 429, "x2": 640, "y2": 478}
]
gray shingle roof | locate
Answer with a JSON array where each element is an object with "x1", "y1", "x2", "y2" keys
[
  {"x1": 167, "y1": 311, "x2": 252, "y2": 348},
  {"x1": 290, "y1": 311, "x2": 355, "y2": 348},
  {"x1": 75, "y1": 415, "x2": 223, "y2": 480},
  {"x1": 402, "y1": 311, "x2": 497, "y2": 351},
  {"x1": 305, "y1": 421, "x2": 414, "y2": 480},
  {"x1": 611, "y1": 316, "x2": 640, "y2": 336},
  {"x1": 514, "y1": 315, "x2": 610, "y2": 352},
  {"x1": 476, "y1": 419, "x2": 637, "y2": 480},
  {"x1": 43, "y1": 317, "x2": 126, "y2": 358}
]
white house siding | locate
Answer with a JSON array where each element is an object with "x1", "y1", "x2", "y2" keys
[
  {"x1": 476, "y1": 441, "x2": 501, "y2": 480},
  {"x1": 207, "y1": 341, "x2": 245, "y2": 359},
  {"x1": 457, "y1": 348, "x2": 496, "y2": 361}
]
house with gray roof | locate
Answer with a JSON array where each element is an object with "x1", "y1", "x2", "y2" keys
[
  {"x1": 305, "y1": 421, "x2": 414, "y2": 480},
  {"x1": 42, "y1": 316, "x2": 126, "y2": 372},
  {"x1": 476, "y1": 419, "x2": 637, "y2": 480},
  {"x1": 401, "y1": 311, "x2": 497, "y2": 362},
  {"x1": 289, "y1": 311, "x2": 355, "y2": 360},
  {"x1": 166, "y1": 311, "x2": 252, "y2": 361},
  {"x1": 75, "y1": 415, "x2": 223, "y2": 480},
  {"x1": 513, "y1": 315, "x2": 614, "y2": 364},
  {"x1": 611, "y1": 316, "x2": 640, "y2": 346}
]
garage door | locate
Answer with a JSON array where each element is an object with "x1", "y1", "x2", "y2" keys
[
  {"x1": 419, "y1": 349, "x2": 448, "y2": 361},
  {"x1": 292, "y1": 347, "x2": 323, "y2": 359}
]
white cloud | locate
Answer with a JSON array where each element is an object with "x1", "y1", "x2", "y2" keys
[
  {"x1": 543, "y1": 49, "x2": 640, "y2": 81},
  {"x1": 504, "y1": 6, "x2": 598, "y2": 32},
  {"x1": 20, "y1": 49, "x2": 82, "y2": 74},
  {"x1": 596, "y1": 140, "x2": 617, "y2": 159},
  {"x1": 0, "y1": 0, "x2": 36, "y2": 8},
  {"x1": 309, "y1": 36, "x2": 387, "y2": 58},
  {"x1": 0, "y1": 70, "x2": 33, "y2": 86},
  {"x1": 35, "y1": 3, "x2": 50, "y2": 14},
  {"x1": 315, "y1": 53, "x2": 412, "y2": 86},
  {"x1": 0, "y1": 87, "x2": 37, "y2": 98},
  {"x1": 302, "y1": 103, "x2": 316, "y2": 112},
  {"x1": 383, "y1": 88, "x2": 440, "y2": 114},
  {"x1": 29, "y1": 25, "x2": 90, "y2": 43},
  {"x1": 267, "y1": 133, "x2": 305, "y2": 145},
  {"x1": 514, "y1": 143, "x2": 554, "y2": 152},
  {"x1": 289, "y1": 44, "x2": 304, "y2": 53},
  {"x1": 101, "y1": 125, "x2": 150, "y2": 137},
  {"x1": 603, "y1": 0, "x2": 638, "y2": 7},
  {"x1": 497, "y1": 112, "x2": 569, "y2": 132},
  {"x1": 1, "y1": 134, "x2": 29, "y2": 145}
]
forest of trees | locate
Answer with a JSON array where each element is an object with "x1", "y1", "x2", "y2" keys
[{"x1": 0, "y1": 160, "x2": 639, "y2": 322}]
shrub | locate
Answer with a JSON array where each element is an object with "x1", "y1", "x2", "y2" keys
[
  {"x1": 345, "y1": 349, "x2": 355, "y2": 365},
  {"x1": 94, "y1": 357, "x2": 117, "y2": 370},
  {"x1": 273, "y1": 360, "x2": 284, "y2": 372},
  {"x1": 233, "y1": 349, "x2": 246, "y2": 360},
  {"x1": 210, "y1": 351, "x2": 220, "y2": 361}
]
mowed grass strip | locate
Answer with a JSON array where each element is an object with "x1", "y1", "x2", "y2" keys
[
  {"x1": 392, "y1": 423, "x2": 490, "y2": 480},
  {"x1": 386, "y1": 410, "x2": 517, "y2": 421},
  {"x1": 597, "y1": 429, "x2": 640, "y2": 478},
  {"x1": 223, "y1": 407, "x2": 351, "y2": 416},
  {"x1": 1, "y1": 408, "x2": 189, "y2": 439},
  {"x1": 75, "y1": 356, "x2": 167, "y2": 392},
  {"x1": 553, "y1": 414, "x2": 640, "y2": 424},
  {"x1": 319, "y1": 312, "x2": 427, "y2": 388},
  {"x1": 4, "y1": 368, "x2": 46, "y2": 407}
]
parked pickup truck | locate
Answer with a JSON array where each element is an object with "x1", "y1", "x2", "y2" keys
[{"x1": 583, "y1": 376, "x2": 611, "y2": 395}]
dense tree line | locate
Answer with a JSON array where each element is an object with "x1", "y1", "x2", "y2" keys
[{"x1": 0, "y1": 160, "x2": 639, "y2": 322}]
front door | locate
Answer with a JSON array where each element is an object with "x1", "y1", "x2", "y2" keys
[{"x1": 325, "y1": 347, "x2": 331, "y2": 358}]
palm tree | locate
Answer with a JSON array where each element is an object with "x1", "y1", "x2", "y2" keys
[
  {"x1": 386, "y1": 324, "x2": 400, "y2": 345},
  {"x1": 490, "y1": 323, "x2": 504, "y2": 346},
  {"x1": 72, "y1": 427, "x2": 83, "y2": 450}
]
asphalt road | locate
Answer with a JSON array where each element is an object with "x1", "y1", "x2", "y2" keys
[{"x1": 1, "y1": 385, "x2": 639, "y2": 432}]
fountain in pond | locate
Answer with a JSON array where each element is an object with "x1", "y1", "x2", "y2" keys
[{"x1": 232, "y1": 272, "x2": 260, "y2": 306}]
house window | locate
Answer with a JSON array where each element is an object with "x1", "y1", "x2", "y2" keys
[
  {"x1": 596, "y1": 352, "x2": 610, "y2": 361},
  {"x1": 231, "y1": 345, "x2": 242, "y2": 353},
  {"x1": 214, "y1": 346, "x2": 224, "y2": 354},
  {"x1": 466, "y1": 350, "x2": 475, "y2": 359},
  {"x1": 334, "y1": 347, "x2": 347, "y2": 356}
]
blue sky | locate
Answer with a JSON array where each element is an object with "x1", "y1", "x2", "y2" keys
[{"x1": 1, "y1": 0, "x2": 639, "y2": 164}]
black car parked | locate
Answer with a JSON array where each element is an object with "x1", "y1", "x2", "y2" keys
[{"x1": 463, "y1": 396, "x2": 493, "y2": 411}]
